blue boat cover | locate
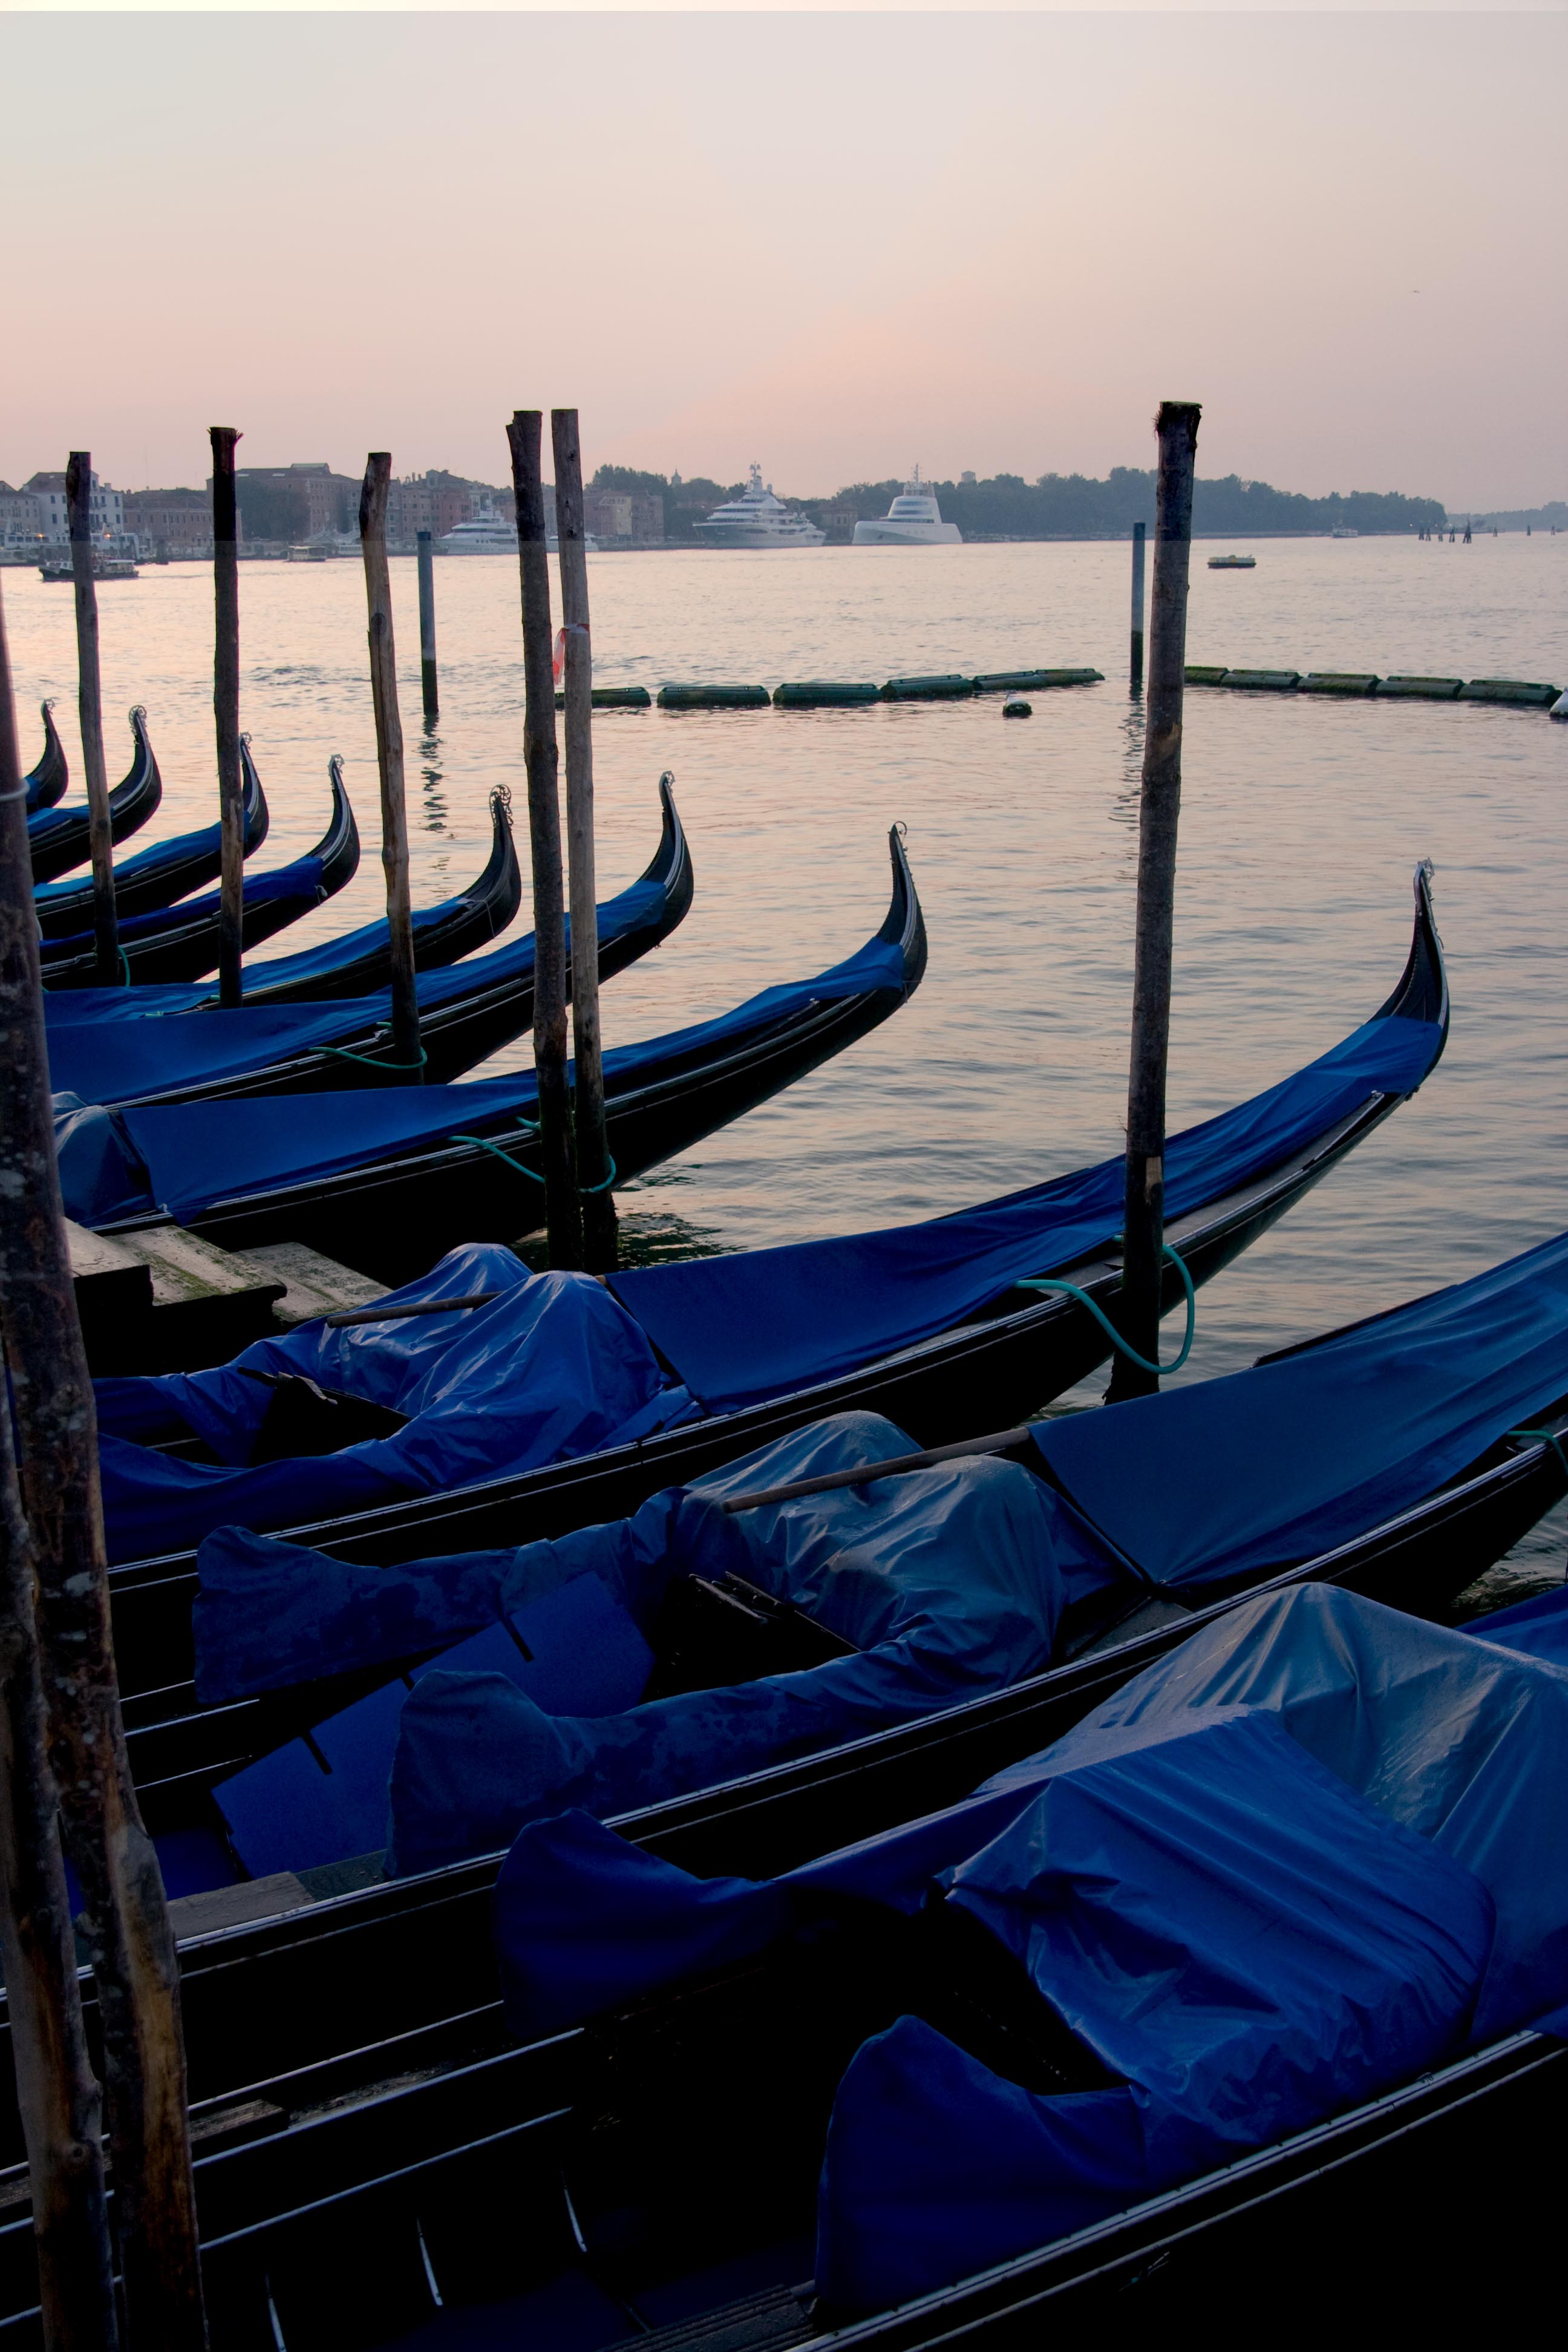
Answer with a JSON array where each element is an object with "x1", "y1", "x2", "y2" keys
[
  {"x1": 491, "y1": 1582, "x2": 1568, "y2": 2313},
  {"x1": 1030, "y1": 1224, "x2": 1568, "y2": 1592},
  {"x1": 605, "y1": 1012, "x2": 1442, "y2": 1410},
  {"x1": 42, "y1": 864, "x2": 667, "y2": 1025},
  {"x1": 42, "y1": 855, "x2": 325, "y2": 961},
  {"x1": 93, "y1": 1245, "x2": 700, "y2": 1564},
  {"x1": 194, "y1": 1412, "x2": 1114, "y2": 1876},
  {"x1": 50, "y1": 927, "x2": 901, "y2": 1203}
]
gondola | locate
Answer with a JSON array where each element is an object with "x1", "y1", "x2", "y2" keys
[
  {"x1": 26, "y1": 705, "x2": 162, "y2": 883},
  {"x1": 21, "y1": 698, "x2": 67, "y2": 813},
  {"x1": 43, "y1": 777, "x2": 694, "y2": 1107},
  {"x1": 41, "y1": 768, "x2": 522, "y2": 1004},
  {"x1": 2, "y1": 1273, "x2": 1566, "y2": 2334},
  {"x1": 83, "y1": 866, "x2": 1447, "y2": 1586},
  {"x1": 34, "y1": 734, "x2": 269, "y2": 939},
  {"x1": 55, "y1": 820, "x2": 913, "y2": 1302},
  {"x1": 39, "y1": 755, "x2": 361, "y2": 987}
]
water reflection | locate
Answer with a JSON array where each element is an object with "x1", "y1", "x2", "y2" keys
[{"x1": 419, "y1": 721, "x2": 447, "y2": 832}]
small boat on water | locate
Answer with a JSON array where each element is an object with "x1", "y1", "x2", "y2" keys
[
  {"x1": 284, "y1": 544, "x2": 330, "y2": 563},
  {"x1": 696, "y1": 465, "x2": 826, "y2": 548},
  {"x1": 38, "y1": 552, "x2": 138, "y2": 582},
  {"x1": 1207, "y1": 552, "x2": 1256, "y2": 570},
  {"x1": 854, "y1": 469, "x2": 962, "y2": 547},
  {"x1": 1331, "y1": 524, "x2": 1360, "y2": 539}
]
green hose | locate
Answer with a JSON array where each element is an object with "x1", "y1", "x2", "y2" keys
[{"x1": 1016, "y1": 1243, "x2": 1197, "y2": 1376}]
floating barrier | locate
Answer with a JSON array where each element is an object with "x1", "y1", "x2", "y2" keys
[
  {"x1": 880, "y1": 673, "x2": 976, "y2": 701},
  {"x1": 1002, "y1": 698, "x2": 1033, "y2": 719},
  {"x1": 1187, "y1": 666, "x2": 1561, "y2": 710},
  {"x1": 972, "y1": 668, "x2": 1103, "y2": 692},
  {"x1": 656, "y1": 683, "x2": 770, "y2": 711},
  {"x1": 554, "y1": 685, "x2": 652, "y2": 710},
  {"x1": 1459, "y1": 679, "x2": 1563, "y2": 708},
  {"x1": 772, "y1": 681, "x2": 880, "y2": 708}
]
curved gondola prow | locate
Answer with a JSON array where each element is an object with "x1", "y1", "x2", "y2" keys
[
  {"x1": 452, "y1": 789, "x2": 523, "y2": 946},
  {"x1": 1371, "y1": 859, "x2": 1449, "y2": 1039},
  {"x1": 877, "y1": 822, "x2": 927, "y2": 997},
  {"x1": 312, "y1": 756, "x2": 361, "y2": 895},
  {"x1": 118, "y1": 705, "x2": 162, "y2": 837},
  {"x1": 238, "y1": 735, "x2": 272, "y2": 858},
  {"x1": 643, "y1": 772, "x2": 695, "y2": 924},
  {"x1": 24, "y1": 699, "x2": 68, "y2": 814}
]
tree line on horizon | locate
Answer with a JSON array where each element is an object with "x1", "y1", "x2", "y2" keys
[{"x1": 591, "y1": 462, "x2": 1447, "y2": 542}]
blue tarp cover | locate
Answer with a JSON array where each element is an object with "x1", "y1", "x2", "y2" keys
[
  {"x1": 192, "y1": 1412, "x2": 1120, "y2": 1875},
  {"x1": 94, "y1": 1245, "x2": 699, "y2": 1564},
  {"x1": 606, "y1": 1013, "x2": 1442, "y2": 1410},
  {"x1": 52, "y1": 928, "x2": 901, "y2": 1215},
  {"x1": 491, "y1": 1583, "x2": 1568, "y2": 2313},
  {"x1": 42, "y1": 854, "x2": 324, "y2": 958},
  {"x1": 1030, "y1": 1224, "x2": 1568, "y2": 1593}
]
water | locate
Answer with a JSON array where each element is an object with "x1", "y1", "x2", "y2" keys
[{"x1": 7, "y1": 537, "x2": 1567, "y2": 1595}]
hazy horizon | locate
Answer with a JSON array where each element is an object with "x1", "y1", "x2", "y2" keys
[{"x1": 4, "y1": 11, "x2": 1561, "y2": 512}]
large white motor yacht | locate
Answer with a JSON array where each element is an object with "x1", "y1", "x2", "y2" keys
[
  {"x1": 853, "y1": 469, "x2": 962, "y2": 547},
  {"x1": 437, "y1": 509, "x2": 589, "y2": 555},
  {"x1": 696, "y1": 466, "x2": 826, "y2": 549}
]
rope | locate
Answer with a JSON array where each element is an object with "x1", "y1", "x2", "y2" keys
[
  {"x1": 1508, "y1": 1426, "x2": 1568, "y2": 1485},
  {"x1": 452, "y1": 1131, "x2": 544, "y2": 1183},
  {"x1": 581, "y1": 1157, "x2": 618, "y2": 1195},
  {"x1": 319, "y1": 1040, "x2": 429, "y2": 1071},
  {"x1": 1016, "y1": 1242, "x2": 1197, "y2": 1376},
  {"x1": 118, "y1": 948, "x2": 131, "y2": 986}
]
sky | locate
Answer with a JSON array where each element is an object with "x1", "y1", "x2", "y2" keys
[{"x1": 2, "y1": 10, "x2": 1562, "y2": 510}]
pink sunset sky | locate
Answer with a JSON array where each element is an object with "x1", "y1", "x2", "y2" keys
[{"x1": 3, "y1": 8, "x2": 1562, "y2": 509}]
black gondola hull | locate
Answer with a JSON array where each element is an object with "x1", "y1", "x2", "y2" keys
[
  {"x1": 38, "y1": 736, "x2": 268, "y2": 939},
  {"x1": 27, "y1": 707, "x2": 162, "y2": 884}
]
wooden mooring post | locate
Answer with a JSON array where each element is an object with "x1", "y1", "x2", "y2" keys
[
  {"x1": 1129, "y1": 519, "x2": 1146, "y2": 695},
  {"x1": 508, "y1": 411, "x2": 581, "y2": 1268},
  {"x1": 209, "y1": 429, "x2": 244, "y2": 1008},
  {"x1": 551, "y1": 410, "x2": 616, "y2": 1272},
  {"x1": 0, "y1": 579, "x2": 206, "y2": 2347},
  {"x1": 359, "y1": 456, "x2": 422, "y2": 1079},
  {"x1": 65, "y1": 454, "x2": 119, "y2": 989},
  {"x1": 416, "y1": 531, "x2": 439, "y2": 720},
  {"x1": 1109, "y1": 401, "x2": 1201, "y2": 1404}
]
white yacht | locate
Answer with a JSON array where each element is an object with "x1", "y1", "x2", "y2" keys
[
  {"x1": 436, "y1": 508, "x2": 588, "y2": 555},
  {"x1": 695, "y1": 466, "x2": 825, "y2": 549},
  {"x1": 854, "y1": 469, "x2": 962, "y2": 547}
]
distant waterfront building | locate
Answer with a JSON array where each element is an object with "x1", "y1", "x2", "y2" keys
[
  {"x1": 24, "y1": 469, "x2": 124, "y2": 545},
  {"x1": 583, "y1": 489, "x2": 664, "y2": 545},
  {"x1": 389, "y1": 472, "x2": 488, "y2": 545},
  {"x1": 234, "y1": 462, "x2": 361, "y2": 543},
  {"x1": 0, "y1": 483, "x2": 43, "y2": 547},
  {"x1": 959, "y1": 471, "x2": 977, "y2": 486},
  {"x1": 123, "y1": 486, "x2": 226, "y2": 558}
]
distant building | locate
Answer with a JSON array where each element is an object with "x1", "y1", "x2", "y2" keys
[
  {"x1": 123, "y1": 487, "x2": 224, "y2": 558},
  {"x1": 959, "y1": 471, "x2": 977, "y2": 486},
  {"x1": 388, "y1": 472, "x2": 487, "y2": 545},
  {"x1": 24, "y1": 469, "x2": 124, "y2": 545},
  {"x1": 583, "y1": 489, "x2": 664, "y2": 544},
  {"x1": 0, "y1": 484, "x2": 43, "y2": 546},
  {"x1": 233, "y1": 462, "x2": 361, "y2": 543}
]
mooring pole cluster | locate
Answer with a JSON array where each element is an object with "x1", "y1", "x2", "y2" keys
[
  {"x1": 1112, "y1": 400, "x2": 1201, "y2": 1403},
  {"x1": 0, "y1": 575, "x2": 208, "y2": 2348}
]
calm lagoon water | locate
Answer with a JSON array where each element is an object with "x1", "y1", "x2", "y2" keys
[{"x1": 7, "y1": 535, "x2": 1567, "y2": 1591}]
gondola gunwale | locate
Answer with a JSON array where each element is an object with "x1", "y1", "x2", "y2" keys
[
  {"x1": 62, "y1": 775, "x2": 692, "y2": 1106},
  {"x1": 36, "y1": 733, "x2": 269, "y2": 941},
  {"x1": 22, "y1": 698, "x2": 67, "y2": 812},
  {"x1": 39, "y1": 754, "x2": 361, "y2": 987},
  {"x1": 97, "y1": 863, "x2": 1444, "y2": 1596},
  {"x1": 26, "y1": 704, "x2": 162, "y2": 884}
]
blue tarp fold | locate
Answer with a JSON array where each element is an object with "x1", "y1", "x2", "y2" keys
[
  {"x1": 94, "y1": 1245, "x2": 697, "y2": 1563},
  {"x1": 606, "y1": 1013, "x2": 1441, "y2": 1410}
]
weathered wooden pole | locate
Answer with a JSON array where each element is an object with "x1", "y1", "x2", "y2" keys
[
  {"x1": 1129, "y1": 519, "x2": 1146, "y2": 695},
  {"x1": 1109, "y1": 400, "x2": 1201, "y2": 1405},
  {"x1": 416, "y1": 531, "x2": 439, "y2": 720},
  {"x1": 550, "y1": 411, "x2": 616, "y2": 1272},
  {"x1": 508, "y1": 411, "x2": 582, "y2": 1268},
  {"x1": 359, "y1": 456, "x2": 422, "y2": 1080},
  {"x1": 65, "y1": 456, "x2": 119, "y2": 988},
  {"x1": 209, "y1": 428, "x2": 244, "y2": 1008},
  {"x1": 0, "y1": 580, "x2": 206, "y2": 2348}
]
